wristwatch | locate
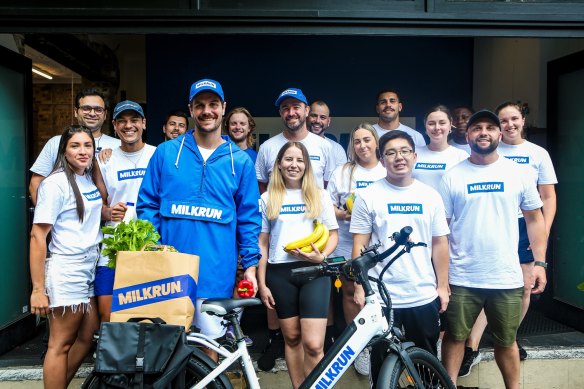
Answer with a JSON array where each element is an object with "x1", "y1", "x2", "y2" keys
[{"x1": 534, "y1": 261, "x2": 548, "y2": 269}]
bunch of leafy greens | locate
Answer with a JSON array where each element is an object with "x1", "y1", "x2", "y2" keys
[{"x1": 101, "y1": 219, "x2": 161, "y2": 269}]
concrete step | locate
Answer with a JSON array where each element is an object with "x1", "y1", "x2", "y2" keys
[{"x1": 2, "y1": 348, "x2": 584, "y2": 389}]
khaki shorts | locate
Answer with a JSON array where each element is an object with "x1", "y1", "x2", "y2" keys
[{"x1": 445, "y1": 285, "x2": 523, "y2": 347}]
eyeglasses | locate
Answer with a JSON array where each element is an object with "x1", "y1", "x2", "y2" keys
[
  {"x1": 78, "y1": 105, "x2": 105, "y2": 114},
  {"x1": 384, "y1": 149, "x2": 414, "y2": 159}
]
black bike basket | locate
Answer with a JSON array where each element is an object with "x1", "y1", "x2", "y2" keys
[{"x1": 91, "y1": 318, "x2": 192, "y2": 389}]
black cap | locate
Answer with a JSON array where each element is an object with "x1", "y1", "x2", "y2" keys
[{"x1": 466, "y1": 109, "x2": 500, "y2": 130}]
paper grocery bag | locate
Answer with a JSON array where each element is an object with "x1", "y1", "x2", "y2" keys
[{"x1": 110, "y1": 246, "x2": 199, "y2": 329}]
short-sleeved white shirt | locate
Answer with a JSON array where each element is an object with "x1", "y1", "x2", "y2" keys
[
  {"x1": 448, "y1": 139, "x2": 472, "y2": 154},
  {"x1": 34, "y1": 171, "x2": 103, "y2": 254},
  {"x1": 325, "y1": 137, "x2": 348, "y2": 169},
  {"x1": 255, "y1": 132, "x2": 334, "y2": 188},
  {"x1": 326, "y1": 162, "x2": 386, "y2": 258},
  {"x1": 373, "y1": 123, "x2": 426, "y2": 148},
  {"x1": 350, "y1": 179, "x2": 450, "y2": 308},
  {"x1": 261, "y1": 188, "x2": 338, "y2": 264},
  {"x1": 413, "y1": 146, "x2": 469, "y2": 190},
  {"x1": 97, "y1": 144, "x2": 156, "y2": 266},
  {"x1": 31, "y1": 134, "x2": 121, "y2": 177},
  {"x1": 438, "y1": 157, "x2": 543, "y2": 289}
]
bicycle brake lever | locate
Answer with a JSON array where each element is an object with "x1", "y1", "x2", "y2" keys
[{"x1": 405, "y1": 241, "x2": 427, "y2": 253}]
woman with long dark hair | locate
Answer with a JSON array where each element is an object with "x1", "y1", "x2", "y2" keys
[{"x1": 30, "y1": 125, "x2": 102, "y2": 388}]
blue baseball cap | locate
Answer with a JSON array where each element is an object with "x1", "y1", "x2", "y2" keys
[
  {"x1": 189, "y1": 79, "x2": 225, "y2": 103},
  {"x1": 275, "y1": 88, "x2": 308, "y2": 108},
  {"x1": 113, "y1": 100, "x2": 145, "y2": 119}
]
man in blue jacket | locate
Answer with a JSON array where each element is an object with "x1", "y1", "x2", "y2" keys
[{"x1": 137, "y1": 79, "x2": 261, "y2": 359}]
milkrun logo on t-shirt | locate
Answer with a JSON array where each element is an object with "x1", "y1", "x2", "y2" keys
[
  {"x1": 83, "y1": 189, "x2": 101, "y2": 201},
  {"x1": 280, "y1": 204, "x2": 306, "y2": 214},
  {"x1": 356, "y1": 180, "x2": 374, "y2": 189},
  {"x1": 387, "y1": 203, "x2": 423, "y2": 214},
  {"x1": 117, "y1": 168, "x2": 147, "y2": 181},
  {"x1": 310, "y1": 155, "x2": 321, "y2": 161},
  {"x1": 504, "y1": 156, "x2": 530, "y2": 164},
  {"x1": 415, "y1": 162, "x2": 446, "y2": 170},
  {"x1": 467, "y1": 182, "x2": 505, "y2": 194}
]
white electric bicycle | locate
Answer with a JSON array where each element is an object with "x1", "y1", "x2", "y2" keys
[{"x1": 182, "y1": 226, "x2": 455, "y2": 389}]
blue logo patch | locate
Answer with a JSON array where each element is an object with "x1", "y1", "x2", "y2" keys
[
  {"x1": 117, "y1": 168, "x2": 147, "y2": 181},
  {"x1": 467, "y1": 182, "x2": 505, "y2": 194},
  {"x1": 280, "y1": 204, "x2": 306, "y2": 214},
  {"x1": 415, "y1": 162, "x2": 446, "y2": 170},
  {"x1": 387, "y1": 203, "x2": 423, "y2": 214},
  {"x1": 170, "y1": 203, "x2": 223, "y2": 220},
  {"x1": 111, "y1": 274, "x2": 197, "y2": 312},
  {"x1": 83, "y1": 189, "x2": 101, "y2": 201},
  {"x1": 504, "y1": 156, "x2": 529, "y2": 164},
  {"x1": 356, "y1": 180, "x2": 374, "y2": 189},
  {"x1": 310, "y1": 155, "x2": 321, "y2": 161}
]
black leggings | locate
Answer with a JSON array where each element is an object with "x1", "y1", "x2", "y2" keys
[{"x1": 266, "y1": 261, "x2": 331, "y2": 319}]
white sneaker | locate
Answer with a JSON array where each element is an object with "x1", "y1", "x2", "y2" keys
[{"x1": 354, "y1": 347, "x2": 371, "y2": 376}]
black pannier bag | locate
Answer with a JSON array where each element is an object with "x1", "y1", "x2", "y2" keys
[{"x1": 84, "y1": 318, "x2": 193, "y2": 389}]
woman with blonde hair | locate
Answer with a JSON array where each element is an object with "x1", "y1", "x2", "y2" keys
[{"x1": 258, "y1": 141, "x2": 338, "y2": 389}]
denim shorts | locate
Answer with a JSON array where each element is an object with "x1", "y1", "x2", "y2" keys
[
  {"x1": 518, "y1": 217, "x2": 535, "y2": 264},
  {"x1": 45, "y1": 246, "x2": 100, "y2": 309}
]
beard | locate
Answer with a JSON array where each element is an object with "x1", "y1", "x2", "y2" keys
[
  {"x1": 284, "y1": 115, "x2": 306, "y2": 132},
  {"x1": 470, "y1": 137, "x2": 499, "y2": 155}
]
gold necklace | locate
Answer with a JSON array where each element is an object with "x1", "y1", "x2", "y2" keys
[{"x1": 120, "y1": 147, "x2": 146, "y2": 169}]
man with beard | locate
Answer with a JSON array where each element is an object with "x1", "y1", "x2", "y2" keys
[
  {"x1": 438, "y1": 110, "x2": 547, "y2": 389},
  {"x1": 162, "y1": 109, "x2": 188, "y2": 140},
  {"x1": 307, "y1": 100, "x2": 347, "y2": 169},
  {"x1": 29, "y1": 88, "x2": 121, "y2": 204},
  {"x1": 373, "y1": 89, "x2": 426, "y2": 147},
  {"x1": 137, "y1": 79, "x2": 261, "y2": 361},
  {"x1": 256, "y1": 88, "x2": 334, "y2": 193}
]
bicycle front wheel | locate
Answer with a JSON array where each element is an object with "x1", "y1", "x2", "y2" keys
[
  {"x1": 185, "y1": 353, "x2": 232, "y2": 389},
  {"x1": 377, "y1": 346, "x2": 455, "y2": 389}
]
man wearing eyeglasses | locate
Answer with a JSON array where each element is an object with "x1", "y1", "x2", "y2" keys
[
  {"x1": 350, "y1": 130, "x2": 450, "y2": 384},
  {"x1": 29, "y1": 88, "x2": 121, "y2": 205}
]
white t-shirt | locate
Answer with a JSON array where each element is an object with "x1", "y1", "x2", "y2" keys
[
  {"x1": 34, "y1": 171, "x2": 103, "y2": 255},
  {"x1": 373, "y1": 123, "x2": 426, "y2": 148},
  {"x1": 448, "y1": 139, "x2": 472, "y2": 154},
  {"x1": 325, "y1": 137, "x2": 348, "y2": 169},
  {"x1": 498, "y1": 141, "x2": 557, "y2": 218},
  {"x1": 30, "y1": 133, "x2": 121, "y2": 177},
  {"x1": 413, "y1": 146, "x2": 469, "y2": 190},
  {"x1": 255, "y1": 132, "x2": 334, "y2": 188},
  {"x1": 97, "y1": 144, "x2": 156, "y2": 266},
  {"x1": 350, "y1": 179, "x2": 450, "y2": 308},
  {"x1": 261, "y1": 188, "x2": 338, "y2": 264},
  {"x1": 438, "y1": 157, "x2": 544, "y2": 289},
  {"x1": 326, "y1": 162, "x2": 386, "y2": 259}
]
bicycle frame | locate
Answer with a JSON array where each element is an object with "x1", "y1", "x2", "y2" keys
[
  {"x1": 299, "y1": 293, "x2": 388, "y2": 389},
  {"x1": 186, "y1": 331, "x2": 260, "y2": 389}
]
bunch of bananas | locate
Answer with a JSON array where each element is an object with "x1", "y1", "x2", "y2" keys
[
  {"x1": 344, "y1": 193, "x2": 356, "y2": 214},
  {"x1": 284, "y1": 220, "x2": 329, "y2": 253}
]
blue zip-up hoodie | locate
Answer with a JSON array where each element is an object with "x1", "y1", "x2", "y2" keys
[{"x1": 137, "y1": 131, "x2": 261, "y2": 299}]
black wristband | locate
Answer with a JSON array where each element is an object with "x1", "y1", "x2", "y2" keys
[{"x1": 534, "y1": 261, "x2": 548, "y2": 269}]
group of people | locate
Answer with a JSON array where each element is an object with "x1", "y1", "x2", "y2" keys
[{"x1": 28, "y1": 79, "x2": 555, "y2": 389}]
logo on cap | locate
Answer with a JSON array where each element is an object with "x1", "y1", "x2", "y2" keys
[
  {"x1": 280, "y1": 89, "x2": 297, "y2": 96},
  {"x1": 196, "y1": 80, "x2": 217, "y2": 89}
]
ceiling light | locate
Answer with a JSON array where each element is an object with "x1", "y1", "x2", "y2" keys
[{"x1": 32, "y1": 68, "x2": 53, "y2": 80}]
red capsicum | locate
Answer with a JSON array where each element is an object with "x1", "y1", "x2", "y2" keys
[{"x1": 237, "y1": 279, "x2": 255, "y2": 298}]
